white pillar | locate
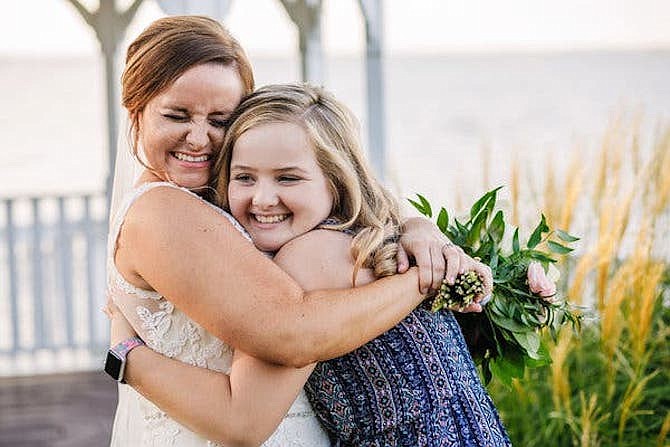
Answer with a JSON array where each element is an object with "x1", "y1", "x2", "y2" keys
[
  {"x1": 358, "y1": 0, "x2": 386, "y2": 182},
  {"x1": 66, "y1": 0, "x2": 144, "y2": 209},
  {"x1": 279, "y1": 0, "x2": 324, "y2": 83}
]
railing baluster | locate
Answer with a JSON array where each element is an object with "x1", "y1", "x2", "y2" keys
[
  {"x1": 58, "y1": 197, "x2": 74, "y2": 347},
  {"x1": 5, "y1": 200, "x2": 20, "y2": 354},
  {"x1": 1, "y1": 193, "x2": 107, "y2": 371},
  {"x1": 83, "y1": 196, "x2": 98, "y2": 350},
  {"x1": 31, "y1": 198, "x2": 44, "y2": 350}
]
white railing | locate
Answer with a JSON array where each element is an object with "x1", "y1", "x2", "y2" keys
[{"x1": 0, "y1": 194, "x2": 109, "y2": 376}]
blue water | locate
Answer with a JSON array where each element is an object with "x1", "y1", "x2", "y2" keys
[{"x1": 0, "y1": 51, "x2": 668, "y2": 205}]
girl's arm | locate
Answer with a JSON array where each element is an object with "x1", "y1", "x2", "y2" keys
[
  {"x1": 112, "y1": 229, "x2": 369, "y2": 445},
  {"x1": 118, "y1": 186, "x2": 425, "y2": 367}
]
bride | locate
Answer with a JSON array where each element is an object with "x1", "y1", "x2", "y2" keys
[{"x1": 105, "y1": 16, "x2": 491, "y2": 446}]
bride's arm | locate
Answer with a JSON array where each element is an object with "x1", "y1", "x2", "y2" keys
[
  {"x1": 107, "y1": 301, "x2": 313, "y2": 446},
  {"x1": 113, "y1": 230, "x2": 367, "y2": 445},
  {"x1": 120, "y1": 186, "x2": 426, "y2": 367}
]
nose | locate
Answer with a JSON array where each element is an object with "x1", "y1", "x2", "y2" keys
[
  {"x1": 252, "y1": 181, "x2": 280, "y2": 209},
  {"x1": 185, "y1": 120, "x2": 210, "y2": 151}
]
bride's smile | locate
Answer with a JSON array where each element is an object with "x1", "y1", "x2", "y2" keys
[{"x1": 137, "y1": 63, "x2": 243, "y2": 189}]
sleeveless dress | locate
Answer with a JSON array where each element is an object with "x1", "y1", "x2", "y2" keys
[
  {"x1": 108, "y1": 182, "x2": 329, "y2": 447},
  {"x1": 305, "y1": 225, "x2": 512, "y2": 446}
]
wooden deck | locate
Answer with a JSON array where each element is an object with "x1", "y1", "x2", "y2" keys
[{"x1": 0, "y1": 371, "x2": 117, "y2": 446}]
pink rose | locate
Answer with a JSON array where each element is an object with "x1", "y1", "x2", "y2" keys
[{"x1": 527, "y1": 262, "x2": 557, "y2": 300}]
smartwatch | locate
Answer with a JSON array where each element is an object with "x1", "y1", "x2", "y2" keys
[{"x1": 104, "y1": 336, "x2": 145, "y2": 383}]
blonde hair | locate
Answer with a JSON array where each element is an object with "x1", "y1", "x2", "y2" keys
[
  {"x1": 213, "y1": 83, "x2": 401, "y2": 282},
  {"x1": 121, "y1": 15, "x2": 254, "y2": 179}
]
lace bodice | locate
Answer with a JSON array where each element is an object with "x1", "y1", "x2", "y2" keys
[{"x1": 108, "y1": 182, "x2": 328, "y2": 447}]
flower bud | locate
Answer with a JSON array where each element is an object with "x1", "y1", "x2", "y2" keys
[{"x1": 527, "y1": 261, "x2": 557, "y2": 299}]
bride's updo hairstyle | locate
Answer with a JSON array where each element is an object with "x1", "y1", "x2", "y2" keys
[
  {"x1": 121, "y1": 15, "x2": 254, "y2": 165},
  {"x1": 214, "y1": 83, "x2": 402, "y2": 283}
]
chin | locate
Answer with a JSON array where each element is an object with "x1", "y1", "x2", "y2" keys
[
  {"x1": 254, "y1": 238, "x2": 286, "y2": 253},
  {"x1": 175, "y1": 177, "x2": 208, "y2": 190}
]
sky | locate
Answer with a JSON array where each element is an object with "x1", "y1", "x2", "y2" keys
[{"x1": 1, "y1": 0, "x2": 670, "y2": 57}]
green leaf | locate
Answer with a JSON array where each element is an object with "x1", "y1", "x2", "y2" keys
[
  {"x1": 489, "y1": 242, "x2": 499, "y2": 270},
  {"x1": 489, "y1": 312, "x2": 528, "y2": 332},
  {"x1": 466, "y1": 210, "x2": 488, "y2": 246},
  {"x1": 512, "y1": 228, "x2": 520, "y2": 254},
  {"x1": 484, "y1": 187, "x2": 502, "y2": 218},
  {"x1": 470, "y1": 191, "x2": 491, "y2": 220},
  {"x1": 454, "y1": 219, "x2": 468, "y2": 234},
  {"x1": 489, "y1": 210, "x2": 505, "y2": 243},
  {"x1": 547, "y1": 240, "x2": 574, "y2": 254},
  {"x1": 489, "y1": 351, "x2": 525, "y2": 386},
  {"x1": 407, "y1": 198, "x2": 425, "y2": 215},
  {"x1": 417, "y1": 194, "x2": 432, "y2": 218},
  {"x1": 556, "y1": 229, "x2": 580, "y2": 242},
  {"x1": 512, "y1": 331, "x2": 541, "y2": 359},
  {"x1": 527, "y1": 214, "x2": 547, "y2": 249},
  {"x1": 407, "y1": 196, "x2": 430, "y2": 217},
  {"x1": 525, "y1": 341, "x2": 552, "y2": 367},
  {"x1": 527, "y1": 252, "x2": 557, "y2": 263},
  {"x1": 437, "y1": 207, "x2": 449, "y2": 233}
]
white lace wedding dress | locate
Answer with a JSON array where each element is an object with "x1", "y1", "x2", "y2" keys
[{"x1": 108, "y1": 182, "x2": 329, "y2": 447}]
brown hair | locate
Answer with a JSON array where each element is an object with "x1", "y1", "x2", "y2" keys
[
  {"x1": 213, "y1": 84, "x2": 401, "y2": 283},
  {"x1": 122, "y1": 15, "x2": 254, "y2": 164}
]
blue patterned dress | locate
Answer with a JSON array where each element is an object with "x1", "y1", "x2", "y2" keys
[{"x1": 304, "y1": 225, "x2": 511, "y2": 446}]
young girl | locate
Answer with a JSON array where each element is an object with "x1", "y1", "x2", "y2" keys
[
  {"x1": 109, "y1": 82, "x2": 508, "y2": 446},
  {"x1": 216, "y1": 83, "x2": 511, "y2": 446}
]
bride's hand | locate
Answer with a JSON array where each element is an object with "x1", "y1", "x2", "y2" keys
[
  {"x1": 103, "y1": 297, "x2": 139, "y2": 346},
  {"x1": 398, "y1": 217, "x2": 493, "y2": 299}
]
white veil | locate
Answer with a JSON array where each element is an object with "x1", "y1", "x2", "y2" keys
[{"x1": 109, "y1": 113, "x2": 143, "y2": 225}]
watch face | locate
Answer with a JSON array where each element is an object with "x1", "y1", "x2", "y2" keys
[{"x1": 104, "y1": 351, "x2": 123, "y2": 381}]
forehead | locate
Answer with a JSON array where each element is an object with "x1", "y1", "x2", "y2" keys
[
  {"x1": 232, "y1": 121, "x2": 318, "y2": 166},
  {"x1": 154, "y1": 63, "x2": 244, "y2": 111}
]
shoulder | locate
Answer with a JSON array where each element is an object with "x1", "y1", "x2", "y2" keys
[
  {"x1": 124, "y1": 184, "x2": 227, "y2": 234},
  {"x1": 273, "y1": 229, "x2": 375, "y2": 290},
  {"x1": 117, "y1": 184, "x2": 251, "y2": 267}
]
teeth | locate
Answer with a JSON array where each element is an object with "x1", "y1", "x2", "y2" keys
[
  {"x1": 173, "y1": 152, "x2": 210, "y2": 162},
  {"x1": 254, "y1": 214, "x2": 289, "y2": 224}
]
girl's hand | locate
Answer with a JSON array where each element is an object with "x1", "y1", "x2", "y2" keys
[
  {"x1": 103, "y1": 297, "x2": 139, "y2": 346},
  {"x1": 398, "y1": 217, "x2": 493, "y2": 299}
]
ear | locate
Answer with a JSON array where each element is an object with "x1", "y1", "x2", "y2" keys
[
  {"x1": 131, "y1": 111, "x2": 145, "y2": 144},
  {"x1": 134, "y1": 111, "x2": 142, "y2": 132}
]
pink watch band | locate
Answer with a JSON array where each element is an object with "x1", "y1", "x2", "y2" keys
[{"x1": 111, "y1": 336, "x2": 145, "y2": 360}]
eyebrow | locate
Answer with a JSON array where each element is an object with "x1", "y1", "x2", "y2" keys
[
  {"x1": 230, "y1": 165, "x2": 309, "y2": 174},
  {"x1": 162, "y1": 105, "x2": 232, "y2": 116}
]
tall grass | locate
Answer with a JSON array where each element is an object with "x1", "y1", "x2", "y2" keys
[{"x1": 485, "y1": 119, "x2": 670, "y2": 446}]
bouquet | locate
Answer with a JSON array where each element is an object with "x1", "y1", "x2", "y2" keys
[{"x1": 409, "y1": 187, "x2": 581, "y2": 385}]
